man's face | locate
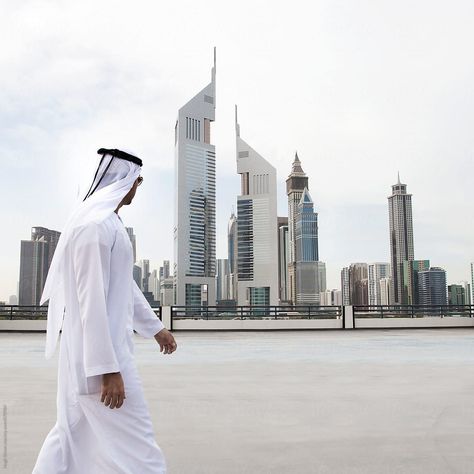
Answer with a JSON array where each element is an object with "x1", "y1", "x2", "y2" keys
[{"x1": 122, "y1": 176, "x2": 142, "y2": 205}]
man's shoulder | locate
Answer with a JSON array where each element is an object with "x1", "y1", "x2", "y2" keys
[{"x1": 71, "y1": 214, "x2": 118, "y2": 246}]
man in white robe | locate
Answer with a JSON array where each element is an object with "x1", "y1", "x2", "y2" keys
[{"x1": 33, "y1": 149, "x2": 176, "y2": 473}]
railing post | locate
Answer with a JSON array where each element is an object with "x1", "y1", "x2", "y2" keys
[{"x1": 344, "y1": 305, "x2": 354, "y2": 329}]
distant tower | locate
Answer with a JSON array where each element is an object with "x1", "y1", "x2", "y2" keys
[
  {"x1": 349, "y1": 263, "x2": 369, "y2": 306},
  {"x1": 286, "y1": 153, "x2": 308, "y2": 304},
  {"x1": 341, "y1": 267, "x2": 350, "y2": 305},
  {"x1": 235, "y1": 106, "x2": 279, "y2": 306},
  {"x1": 125, "y1": 227, "x2": 137, "y2": 263},
  {"x1": 367, "y1": 263, "x2": 391, "y2": 305},
  {"x1": 418, "y1": 268, "x2": 447, "y2": 305},
  {"x1": 294, "y1": 188, "x2": 325, "y2": 304},
  {"x1": 19, "y1": 227, "x2": 61, "y2": 306},
  {"x1": 388, "y1": 174, "x2": 414, "y2": 304},
  {"x1": 227, "y1": 212, "x2": 238, "y2": 301},
  {"x1": 174, "y1": 49, "x2": 216, "y2": 306},
  {"x1": 277, "y1": 217, "x2": 289, "y2": 303}
]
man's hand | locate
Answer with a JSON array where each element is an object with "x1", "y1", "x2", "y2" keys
[
  {"x1": 154, "y1": 328, "x2": 177, "y2": 355},
  {"x1": 101, "y1": 372, "x2": 126, "y2": 409}
]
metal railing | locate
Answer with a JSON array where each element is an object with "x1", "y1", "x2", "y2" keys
[
  {"x1": 0, "y1": 305, "x2": 47, "y2": 320},
  {"x1": 171, "y1": 305, "x2": 342, "y2": 320},
  {"x1": 149, "y1": 307, "x2": 163, "y2": 320},
  {"x1": 353, "y1": 305, "x2": 474, "y2": 319},
  {"x1": 0, "y1": 305, "x2": 162, "y2": 321}
]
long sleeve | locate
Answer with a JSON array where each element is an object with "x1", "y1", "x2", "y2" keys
[
  {"x1": 132, "y1": 280, "x2": 164, "y2": 338},
  {"x1": 72, "y1": 223, "x2": 120, "y2": 377}
]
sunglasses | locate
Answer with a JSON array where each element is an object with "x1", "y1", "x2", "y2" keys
[{"x1": 137, "y1": 176, "x2": 144, "y2": 186}]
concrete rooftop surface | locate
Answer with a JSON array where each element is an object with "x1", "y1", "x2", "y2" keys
[{"x1": 2, "y1": 329, "x2": 474, "y2": 474}]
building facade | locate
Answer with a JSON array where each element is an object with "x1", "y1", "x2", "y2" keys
[
  {"x1": 368, "y1": 263, "x2": 391, "y2": 305},
  {"x1": 216, "y1": 258, "x2": 230, "y2": 303},
  {"x1": 349, "y1": 263, "x2": 369, "y2": 306},
  {"x1": 19, "y1": 226, "x2": 61, "y2": 306},
  {"x1": 341, "y1": 267, "x2": 350, "y2": 305},
  {"x1": 286, "y1": 153, "x2": 309, "y2": 304},
  {"x1": 418, "y1": 267, "x2": 447, "y2": 306},
  {"x1": 174, "y1": 50, "x2": 217, "y2": 306},
  {"x1": 388, "y1": 175, "x2": 414, "y2": 304},
  {"x1": 227, "y1": 212, "x2": 238, "y2": 302},
  {"x1": 235, "y1": 106, "x2": 278, "y2": 306},
  {"x1": 278, "y1": 218, "x2": 289, "y2": 303}
]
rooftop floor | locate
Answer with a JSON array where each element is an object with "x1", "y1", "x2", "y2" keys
[{"x1": 2, "y1": 329, "x2": 474, "y2": 473}]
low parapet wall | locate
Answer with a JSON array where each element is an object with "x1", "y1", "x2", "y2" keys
[
  {"x1": 355, "y1": 317, "x2": 474, "y2": 329},
  {"x1": 172, "y1": 318, "x2": 342, "y2": 331}
]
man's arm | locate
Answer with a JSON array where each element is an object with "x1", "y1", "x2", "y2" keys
[
  {"x1": 73, "y1": 223, "x2": 125, "y2": 409},
  {"x1": 132, "y1": 281, "x2": 177, "y2": 354},
  {"x1": 72, "y1": 223, "x2": 120, "y2": 377},
  {"x1": 132, "y1": 280, "x2": 165, "y2": 337}
]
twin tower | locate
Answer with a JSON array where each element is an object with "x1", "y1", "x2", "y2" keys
[{"x1": 174, "y1": 51, "x2": 324, "y2": 307}]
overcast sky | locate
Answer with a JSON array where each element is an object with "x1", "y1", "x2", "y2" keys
[{"x1": 1, "y1": 0, "x2": 473, "y2": 301}]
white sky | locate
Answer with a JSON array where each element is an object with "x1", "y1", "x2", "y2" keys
[{"x1": 1, "y1": 0, "x2": 473, "y2": 301}]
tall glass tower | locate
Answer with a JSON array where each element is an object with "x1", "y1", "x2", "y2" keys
[
  {"x1": 174, "y1": 50, "x2": 216, "y2": 306},
  {"x1": 235, "y1": 106, "x2": 278, "y2": 306},
  {"x1": 286, "y1": 153, "x2": 308, "y2": 304},
  {"x1": 388, "y1": 174, "x2": 414, "y2": 304}
]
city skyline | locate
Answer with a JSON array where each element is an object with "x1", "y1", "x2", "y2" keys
[{"x1": 1, "y1": 1, "x2": 473, "y2": 301}]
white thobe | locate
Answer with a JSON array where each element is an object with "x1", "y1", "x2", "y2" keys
[{"x1": 33, "y1": 212, "x2": 166, "y2": 474}]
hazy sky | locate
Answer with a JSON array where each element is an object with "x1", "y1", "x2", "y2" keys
[{"x1": 1, "y1": 0, "x2": 473, "y2": 301}]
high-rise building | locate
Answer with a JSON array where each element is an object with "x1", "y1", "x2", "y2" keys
[
  {"x1": 286, "y1": 153, "x2": 309, "y2": 304},
  {"x1": 138, "y1": 259, "x2": 150, "y2": 292},
  {"x1": 174, "y1": 49, "x2": 216, "y2": 307},
  {"x1": 235, "y1": 106, "x2": 278, "y2": 306},
  {"x1": 379, "y1": 277, "x2": 391, "y2": 305},
  {"x1": 19, "y1": 226, "x2": 61, "y2": 306},
  {"x1": 341, "y1": 267, "x2": 350, "y2": 305},
  {"x1": 133, "y1": 265, "x2": 142, "y2": 289},
  {"x1": 125, "y1": 227, "x2": 137, "y2": 263},
  {"x1": 349, "y1": 263, "x2": 368, "y2": 306},
  {"x1": 163, "y1": 260, "x2": 170, "y2": 279},
  {"x1": 368, "y1": 263, "x2": 391, "y2": 305},
  {"x1": 461, "y1": 281, "x2": 471, "y2": 305},
  {"x1": 160, "y1": 277, "x2": 174, "y2": 306},
  {"x1": 227, "y1": 212, "x2": 238, "y2": 302},
  {"x1": 471, "y1": 263, "x2": 474, "y2": 306},
  {"x1": 216, "y1": 259, "x2": 229, "y2": 303},
  {"x1": 448, "y1": 284, "x2": 466, "y2": 305},
  {"x1": 148, "y1": 269, "x2": 160, "y2": 302},
  {"x1": 388, "y1": 175, "x2": 414, "y2": 304},
  {"x1": 320, "y1": 289, "x2": 342, "y2": 306},
  {"x1": 418, "y1": 267, "x2": 447, "y2": 305},
  {"x1": 403, "y1": 259, "x2": 430, "y2": 304},
  {"x1": 278, "y1": 218, "x2": 289, "y2": 303}
]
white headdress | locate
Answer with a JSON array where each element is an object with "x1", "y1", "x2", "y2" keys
[{"x1": 41, "y1": 149, "x2": 142, "y2": 359}]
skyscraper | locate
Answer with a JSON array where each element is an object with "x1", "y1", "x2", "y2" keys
[
  {"x1": 471, "y1": 263, "x2": 474, "y2": 306},
  {"x1": 403, "y1": 259, "x2": 430, "y2": 304},
  {"x1": 174, "y1": 50, "x2": 216, "y2": 307},
  {"x1": 294, "y1": 188, "x2": 325, "y2": 304},
  {"x1": 286, "y1": 153, "x2": 308, "y2": 304},
  {"x1": 418, "y1": 267, "x2": 447, "y2": 305},
  {"x1": 19, "y1": 226, "x2": 61, "y2": 306},
  {"x1": 388, "y1": 174, "x2": 414, "y2": 304},
  {"x1": 341, "y1": 267, "x2": 350, "y2": 305},
  {"x1": 277, "y1": 217, "x2": 289, "y2": 303},
  {"x1": 448, "y1": 284, "x2": 466, "y2": 305},
  {"x1": 125, "y1": 227, "x2": 137, "y2": 263},
  {"x1": 349, "y1": 263, "x2": 369, "y2": 306},
  {"x1": 216, "y1": 258, "x2": 229, "y2": 303},
  {"x1": 368, "y1": 263, "x2": 391, "y2": 305},
  {"x1": 235, "y1": 106, "x2": 278, "y2": 306},
  {"x1": 227, "y1": 212, "x2": 238, "y2": 302}
]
